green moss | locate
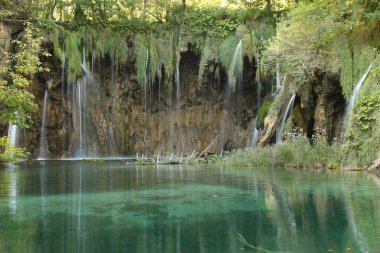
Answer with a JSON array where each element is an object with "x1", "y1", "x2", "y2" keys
[
  {"x1": 135, "y1": 34, "x2": 150, "y2": 86},
  {"x1": 218, "y1": 36, "x2": 240, "y2": 71},
  {"x1": 50, "y1": 26, "x2": 65, "y2": 62},
  {"x1": 134, "y1": 32, "x2": 176, "y2": 87},
  {"x1": 86, "y1": 28, "x2": 129, "y2": 68},
  {"x1": 257, "y1": 100, "x2": 273, "y2": 126},
  {"x1": 198, "y1": 37, "x2": 221, "y2": 81}
]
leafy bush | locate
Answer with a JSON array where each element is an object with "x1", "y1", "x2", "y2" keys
[
  {"x1": 174, "y1": 7, "x2": 245, "y2": 38},
  {"x1": 0, "y1": 137, "x2": 28, "y2": 163},
  {"x1": 0, "y1": 23, "x2": 50, "y2": 127},
  {"x1": 345, "y1": 92, "x2": 380, "y2": 167},
  {"x1": 220, "y1": 129, "x2": 344, "y2": 169}
]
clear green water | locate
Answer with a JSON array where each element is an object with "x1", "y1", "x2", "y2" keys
[{"x1": 0, "y1": 162, "x2": 379, "y2": 253}]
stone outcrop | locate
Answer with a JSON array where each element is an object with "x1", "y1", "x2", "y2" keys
[
  {"x1": 23, "y1": 44, "x2": 258, "y2": 158},
  {"x1": 258, "y1": 73, "x2": 346, "y2": 145},
  {"x1": 0, "y1": 26, "x2": 347, "y2": 158}
]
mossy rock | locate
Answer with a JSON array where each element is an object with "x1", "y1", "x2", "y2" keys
[{"x1": 257, "y1": 100, "x2": 273, "y2": 126}]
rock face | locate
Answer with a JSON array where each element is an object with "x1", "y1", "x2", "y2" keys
[
  {"x1": 0, "y1": 24, "x2": 11, "y2": 54},
  {"x1": 23, "y1": 45, "x2": 258, "y2": 158},
  {"x1": 259, "y1": 73, "x2": 346, "y2": 145},
  {"x1": 0, "y1": 26, "x2": 347, "y2": 157}
]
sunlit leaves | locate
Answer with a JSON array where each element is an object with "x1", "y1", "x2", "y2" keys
[{"x1": 0, "y1": 23, "x2": 49, "y2": 127}]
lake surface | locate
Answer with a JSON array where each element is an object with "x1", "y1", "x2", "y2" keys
[{"x1": 0, "y1": 161, "x2": 379, "y2": 253}]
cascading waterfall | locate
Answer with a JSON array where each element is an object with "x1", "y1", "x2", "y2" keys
[
  {"x1": 276, "y1": 94, "x2": 296, "y2": 144},
  {"x1": 143, "y1": 49, "x2": 149, "y2": 153},
  {"x1": 157, "y1": 61, "x2": 162, "y2": 154},
  {"x1": 7, "y1": 123, "x2": 18, "y2": 149},
  {"x1": 38, "y1": 90, "x2": 49, "y2": 159},
  {"x1": 251, "y1": 116, "x2": 259, "y2": 147},
  {"x1": 228, "y1": 40, "x2": 243, "y2": 90},
  {"x1": 342, "y1": 63, "x2": 373, "y2": 134},
  {"x1": 251, "y1": 47, "x2": 261, "y2": 147},
  {"x1": 176, "y1": 60, "x2": 181, "y2": 100},
  {"x1": 276, "y1": 59, "x2": 281, "y2": 92},
  {"x1": 221, "y1": 40, "x2": 243, "y2": 144},
  {"x1": 71, "y1": 45, "x2": 94, "y2": 158},
  {"x1": 61, "y1": 52, "x2": 66, "y2": 98},
  {"x1": 175, "y1": 59, "x2": 183, "y2": 154}
]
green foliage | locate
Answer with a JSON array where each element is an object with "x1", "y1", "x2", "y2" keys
[
  {"x1": 197, "y1": 36, "x2": 221, "y2": 81},
  {"x1": 63, "y1": 31, "x2": 82, "y2": 81},
  {"x1": 218, "y1": 36, "x2": 240, "y2": 72},
  {"x1": 0, "y1": 137, "x2": 28, "y2": 163},
  {"x1": 135, "y1": 35, "x2": 150, "y2": 86},
  {"x1": 49, "y1": 25, "x2": 131, "y2": 81},
  {"x1": 263, "y1": 1, "x2": 339, "y2": 106},
  {"x1": 86, "y1": 28, "x2": 129, "y2": 68},
  {"x1": 345, "y1": 92, "x2": 380, "y2": 167},
  {"x1": 331, "y1": 40, "x2": 376, "y2": 99},
  {"x1": 0, "y1": 23, "x2": 50, "y2": 126},
  {"x1": 221, "y1": 129, "x2": 344, "y2": 169},
  {"x1": 352, "y1": 92, "x2": 380, "y2": 131},
  {"x1": 173, "y1": 7, "x2": 245, "y2": 38}
]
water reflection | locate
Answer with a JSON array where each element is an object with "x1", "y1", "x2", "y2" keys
[
  {"x1": 0, "y1": 162, "x2": 379, "y2": 253},
  {"x1": 9, "y1": 167, "x2": 18, "y2": 216}
]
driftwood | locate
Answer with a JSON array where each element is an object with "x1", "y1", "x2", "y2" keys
[
  {"x1": 366, "y1": 155, "x2": 380, "y2": 173},
  {"x1": 235, "y1": 233, "x2": 291, "y2": 253},
  {"x1": 137, "y1": 136, "x2": 220, "y2": 165},
  {"x1": 196, "y1": 136, "x2": 219, "y2": 161}
]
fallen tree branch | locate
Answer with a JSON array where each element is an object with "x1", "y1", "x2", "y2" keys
[
  {"x1": 196, "y1": 136, "x2": 219, "y2": 161},
  {"x1": 235, "y1": 233, "x2": 291, "y2": 253},
  {"x1": 366, "y1": 155, "x2": 380, "y2": 172}
]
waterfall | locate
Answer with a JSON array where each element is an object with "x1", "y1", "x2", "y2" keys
[
  {"x1": 276, "y1": 59, "x2": 281, "y2": 92},
  {"x1": 221, "y1": 40, "x2": 244, "y2": 145},
  {"x1": 72, "y1": 45, "x2": 94, "y2": 158},
  {"x1": 61, "y1": 52, "x2": 66, "y2": 99},
  {"x1": 143, "y1": 49, "x2": 149, "y2": 153},
  {"x1": 251, "y1": 116, "x2": 259, "y2": 147},
  {"x1": 175, "y1": 59, "x2": 183, "y2": 154},
  {"x1": 176, "y1": 60, "x2": 181, "y2": 100},
  {"x1": 251, "y1": 48, "x2": 261, "y2": 147},
  {"x1": 158, "y1": 62, "x2": 162, "y2": 154},
  {"x1": 342, "y1": 63, "x2": 373, "y2": 133},
  {"x1": 276, "y1": 94, "x2": 296, "y2": 144},
  {"x1": 228, "y1": 40, "x2": 243, "y2": 90},
  {"x1": 7, "y1": 123, "x2": 18, "y2": 149},
  {"x1": 38, "y1": 90, "x2": 49, "y2": 159}
]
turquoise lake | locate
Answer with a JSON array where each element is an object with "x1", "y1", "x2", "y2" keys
[{"x1": 0, "y1": 161, "x2": 379, "y2": 253}]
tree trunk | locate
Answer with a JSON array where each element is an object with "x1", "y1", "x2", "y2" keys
[
  {"x1": 50, "y1": 0, "x2": 57, "y2": 20},
  {"x1": 182, "y1": 0, "x2": 186, "y2": 9},
  {"x1": 143, "y1": 0, "x2": 148, "y2": 19},
  {"x1": 266, "y1": 0, "x2": 271, "y2": 12}
]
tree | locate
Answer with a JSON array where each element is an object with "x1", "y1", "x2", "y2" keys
[{"x1": 0, "y1": 23, "x2": 50, "y2": 127}]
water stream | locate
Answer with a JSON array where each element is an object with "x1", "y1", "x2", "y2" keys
[
  {"x1": 7, "y1": 123, "x2": 18, "y2": 149},
  {"x1": 251, "y1": 48, "x2": 261, "y2": 147},
  {"x1": 342, "y1": 63, "x2": 373, "y2": 134},
  {"x1": 227, "y1": 40, "x2": 243, "y2": 90},
  {"x1": 38, "y1": 90, "x2": 49, "y2": 159},
  {"x1": 221, "y1": 40, "x2": 243, "y2": 145},
  {"x1": 276, "y1": 58, "x2": 281, "y2": 92},
  {"x1": 175, "y1": 59, "x2": 183, "y2": 154},
  {"x1": 276, "y1": 94, "x2": 296, "y2": 144}
]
